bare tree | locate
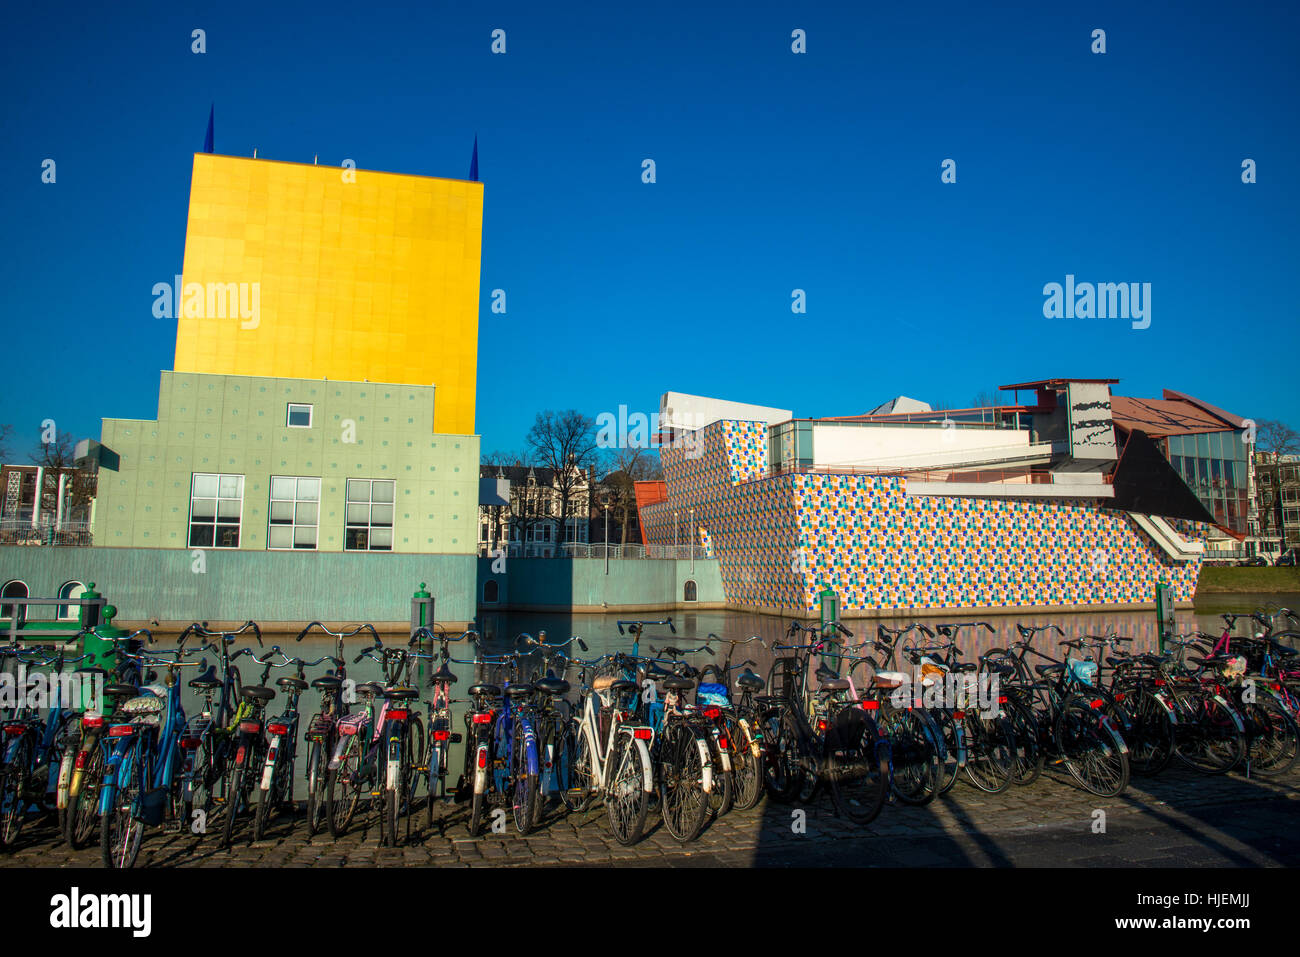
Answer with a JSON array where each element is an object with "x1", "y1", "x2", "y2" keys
[
  {"x1": 29, "y1": 431, "x2": 97, "y2": 522},
  {"x1": 598, "y1": 446, "x2": 662, "y2": 544},
  {"x1": 0, "y1": 424, "x2": 11, "y2": 462},
  {"x1": 1255, "y1": 420, "x2": 1300, "y2": 460},
  {"x1": 526, "y1": 411, "x2": 597, "y2": 552}
]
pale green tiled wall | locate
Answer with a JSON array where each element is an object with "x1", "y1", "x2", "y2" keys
[{"x1": 96, "y1": 372, "x2": 479, "y2": 554}]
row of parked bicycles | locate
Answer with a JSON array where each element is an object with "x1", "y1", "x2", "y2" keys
[{"x1": 0, "y1": 606, "x2": 1297, "y2": 865}]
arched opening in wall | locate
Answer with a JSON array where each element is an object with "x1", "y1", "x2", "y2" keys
[
  {"x1": 483, "y1": 579, "x2": 500, "y2": 604},
  {"x1": 1, "y1": 581, "x2": 29, "y2": 619},
  {"x1": 683, "y1": 579, "x2": 698, "y2": 602},
  {"x1": 58, "y1": 581, "x2": 86, "y2": 621}
]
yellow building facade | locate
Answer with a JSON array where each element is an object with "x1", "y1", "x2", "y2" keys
[{"x1": 173, "y1": 153, "x2": 483, "y2": 434}]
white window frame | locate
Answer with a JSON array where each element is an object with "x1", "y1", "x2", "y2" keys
[
  {"x1": 286, "y1": 403, "x2": 313, "y2": 428},
  {"x1": 57, "y1": 581, "x2": 86, "y2": 621},
  {"x1": 267, "y1": 476, "x2": 321, "y2": 550},
  {"x1": 345, "y1": 478, "x2": 396, "y2": 552},
  {"x1": 1, "y1": 580, "x2": 29, "y2": 619},
  {"x1": 188, "y1": 473, "x2": 245, "y2": 549}
]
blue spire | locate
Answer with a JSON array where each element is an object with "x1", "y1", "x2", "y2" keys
[
  {"x1": 203, "y1": 104, "x2": 214, "y2": 154},
  {"x1": 469, "y1": 134, "x2": 478, "y2": 181}
]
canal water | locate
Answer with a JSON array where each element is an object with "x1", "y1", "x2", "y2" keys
[{"x1": 18, "y1": 593, "x2": 1300, "y2": 804}]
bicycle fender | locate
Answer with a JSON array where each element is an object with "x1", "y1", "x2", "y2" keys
[
  {"x1": 696, "y1": 735, "x2": 713, "y2": 794},
  {"x1": 1152, "y1": 692, "x2": 1179, "y2": 724},
  {"x1": 713, "y1": 727, "x2": 732, "y2": 773},
  {"x1": 386, "y1": 724, "x2": 403, "y2": 791},
  {"x1": 1096, "y1": 715, "x2": 1130, "y2": 754},
  {"x1": 56, "y1": 751, "x2": 75, "y2": 810},
  {"x1": 328, "y1": 734, "x2": 348, "y2": 770},
  {"x1": 738, "y1": 717, "x2": 762, "y2": 758},
  {"x1": 260, "y1": 735, "x2": 281, "y2": 790},
  {"x1": 473, "y1": 742, "x2": 489, "y2": 795},
  {"x1": 524, "y1": 722, "x2": 539, "y2": 777},
  {"x1": 1211, "y1": 695, "x2": 1246, "y2": 733},
  {"x1": 633, "y1": 737, "x2": 654, "y2": 792}
]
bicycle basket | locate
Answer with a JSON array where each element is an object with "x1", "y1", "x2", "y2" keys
[
  {"x1": 1067, "y1": 659, "x2": 1098, "y2": 687},
  {"x1": 697, "y1": 682, "x2": 730, "y2": 708}
]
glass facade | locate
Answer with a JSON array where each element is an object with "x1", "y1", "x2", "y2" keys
[{"x1": 1167, "y1": 430, "x2": 1249, "y2": 533}]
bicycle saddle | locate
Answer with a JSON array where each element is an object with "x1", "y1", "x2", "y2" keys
[
  {"x1": 645, "y1": 663, "x2": 671, "y2": 679},
  {"x1": 356, "y1": 682, "x2": 385, "y2": 697},
  {"x1": 1035, "y1": 664, "x2": 1065, "y2": 676},
  {"x1": 952, "y1": 662, "x2": 977, "y2": 674},
  {"x1": 818, "y1": 677, "x2": 851, "y2": 692},
  {"x1": 1189, "y1": 656, "x2": 1232, "y2": 669},
  {"x1": 504, "y1": 684, "x2": 533, "y2": 699},
  {"x1": 736, "y1": 671, "x2": 764, "y2": 691},
  {"x1": 662, "y1": 675, "x2": 694, "y2": 692},
  {"x1": 384, "y1": 686, "x2": 419, "y2": 700},
  {"x1": 984, "y1": 663, "x2": 1016, "y2": 678},
  {"x1": 468, "y1": 683, "x2": 501, "y2": 698},
  {"x1": 104, "y1": 683, "x2": 139, "y2": 699},
  {"x1": 533, "y1": 676, "x2": 570, "y2": 696},
  {"x1": 433, "y1": 662, "x2": 457, "y2": 684},
  {"x1": 311, "y1": 675, "x2": 342, "y2": 690},
  {"x1": 277, "y1": 676, "x2": 309, "y2": 692},
  {"x1": 593, "y1": 676, "x2": 636, "y2": 693},
  {"x1": 188, "y1": 666, "x2": 222, "y2": 690},
  {"x1": 815, "y1": 662, "x2": 840, "y2": 681},
  {"x1": 241, "y1": 685, "x2": 276, "y2": 702}
]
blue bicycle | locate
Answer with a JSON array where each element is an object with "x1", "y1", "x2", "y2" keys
[{"x1": 99, "y1": 642, "x2": 198, "y2": 868}]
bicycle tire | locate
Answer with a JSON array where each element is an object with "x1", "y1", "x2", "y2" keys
[
  {"x1": 884, "y1": 708, "x2": 939, "y2": 806},
  {"x1": 101, "y1": 748, "x2": 145, "y2": 869},
  {"x1": 1000, "y1": 696, "x2": 1045, "y2": 785},
  {"x1": 1124, "y1": 688, "x2": 1176, "y2": 776},
  {"x1": 826, "y1": 711, "x2": 888, "y2": 825},
  {"x1": 65, "y1": 745, "x2": 105, "y2": 849},
  {"x1": 326, "y1": 735, "x2": 362, "y2": 838},
  {"x1": 559, "y1": 720, "x2": 593, "y2": 813},
  {"x1": 1174, "y1": 691, "x2": 1245, "y2": 774},
  {"x1": 962, "y1": 713, "x2": 1014, "y2": 794},
  {"x1": 510, "y1": 722, "x2": 538, "y2": 836},
  {"x1": 1244, "y1": 693, "x2": 1300, "y2": 775},
  {"x1": 606, "y1": 734, "x2": 649, "y2": 846},
  {"x1": 1055, "y1": 695, "x2": 1130, "y2": 797},
  {"x1": 727, "y1": 714, "x2": 763, "y2": 811},
  {"x1": 0, "y1": 734, "x2": 33, "y2": 847},
  {"x1": 305, "y1": 740, "x2": 327, "y2": 837},
  {"x1": 658, "y1": 721, "x2": 709, "y2": 843},
  {"x1": 763, "y1": 708, "x2": 804, "y2": 803}
]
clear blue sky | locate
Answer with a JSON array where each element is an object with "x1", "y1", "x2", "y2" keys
[{"x1": 2, "y1": 0, "x2": 1297, "y2": 463}]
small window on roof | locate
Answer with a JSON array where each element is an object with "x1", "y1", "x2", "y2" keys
[{"x1": 287, "y1": 403, "x2": 313, "y2": 428}]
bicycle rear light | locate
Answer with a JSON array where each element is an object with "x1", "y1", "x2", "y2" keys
[
  {"x1": 702, "y1": 707, "x2": 722, "y2": 720},
  {"x1": 816, "y1": 719, "x2": 827, "y2": 732},
  {"x1": 107, "y1": 725, "x2": 134, "y2": 737},
  {"x1": 433, "y1": 730, "x2": 450, "y2": 741},
  {"x1": 179, "y1": 736, "x2": 202, "y2": 750},
  {"x1": 81, "y1": 714, "x2": 104, "y2": 729},
  {"x1": 633, "y1": 728, "x2": 653, "y2": 740},
  {"x1": 240, "y1": 720, "x2": 261, "y2": 734},
  {"x1": 476, "y1": 748, "x2": 487, "y2": 769},
  {"x1": 267, "y1": 723, "x2": 290, "y2": 736},
  {"x1": 860, "y1": 700, "x2": 879, "y2": 710},
  {"x1": 1089, "y1": 700, "x2": 1104, "y2": 709},
  {"x1": 386, "y1": 710, "x2": 408, "y2": 722},
  {"x1": 472, "y1": 713, "x2": 492, "y2": 724}
]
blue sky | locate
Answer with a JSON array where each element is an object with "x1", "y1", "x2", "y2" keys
[{"x1": 2, "y1": 0, "x2": 1297, "y2": 462}]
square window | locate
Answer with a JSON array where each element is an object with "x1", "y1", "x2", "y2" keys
[
  {"x1": 267, "y1": 474, "x2": 321, "y2": 551},
  {"x1": 287, "y1": 403, "x2": 313, "y2": 428}
]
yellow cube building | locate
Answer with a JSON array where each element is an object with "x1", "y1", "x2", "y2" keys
[{"x1": 173, "y1": 153, "x2": 483, "y2": 434}]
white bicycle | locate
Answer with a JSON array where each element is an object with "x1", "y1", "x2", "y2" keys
[{"x1": 559, "y1": 654, "x2": 655, "y2": 846}]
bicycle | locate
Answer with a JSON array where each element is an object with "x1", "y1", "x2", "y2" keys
[
  {"x1": 253, "y1": 650, "x2": 334, "y2": 840},
  {"x1": 519, "y1": 633, "x2": 586, "y2": 829},
  {"x1": 559, "y1": 653, "x2": 654, "y2": 845},
  {"x1": 700, "y1": 633, "x2": 767, "y2": 812}
]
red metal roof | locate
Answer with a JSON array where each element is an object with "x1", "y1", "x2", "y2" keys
[
  {"x1": 999, "y1": 378, "x2": 1120, "y2": 390},
  {"x1": 1110, "y1": 395, "x2": 1236, "y2": 437}
]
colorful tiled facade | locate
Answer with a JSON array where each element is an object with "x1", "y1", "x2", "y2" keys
[{"x1": 642, "y1": 421, "x2": 1206, "y2": 614}]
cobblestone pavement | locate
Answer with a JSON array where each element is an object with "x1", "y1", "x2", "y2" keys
[{"x1": 6, "y1": 763, "x2": 1298, "y2": 868}]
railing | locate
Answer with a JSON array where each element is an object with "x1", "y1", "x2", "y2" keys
[
  {"x1": 479, "y1": 543, "x2": 708, "y2": 560},
  {"x1": 743, "y1": 465, "x2": 1113, "y2": 486},
  {"x1": 0, "y1": 519, "x2": 93, "y2": 547}
]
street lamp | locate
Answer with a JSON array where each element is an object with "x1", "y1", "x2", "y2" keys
[
  {"x1": 601, "y1": 491, "x2": 612, "y2": 575},
  {"x1": 689, "y1": 506, "x2": 695, "y2": 572}
]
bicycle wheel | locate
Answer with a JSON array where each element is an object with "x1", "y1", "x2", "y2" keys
[
  {"x1": 962, "y1": 714, "x2": 1014, "y2": 794},
  {"x1": 305, "y1": 740, "x2": 328, "y2": 837},
  {"x1": 929, "y1": 708, "x2": 961, "y2": 796},
  {"x1": 222, "y1": 753, "x2": 251, "y2": 848},
  {"x1": 101, "y1": 749, "x2": 146, "y2": 869},
  {"x1": 1000, "y1": 696, "x2": 1045, "y2": 786},
  {"x1": 0, "y1": 735, "x2": 33, "y2": 847},
  {"x1": 826, "y1": 711, "x2": 888, "y2": 825},
  {"x1": 396, "y1": 714, "x2": 424, "y2": 842},
  {"x1": 426, "y1": 738, "x2": 445, "y2": 828},
  {"x1": 763, "y1": 708, "x2": 804, "y2": 803},
  {"x1": 510, "y1": 722, "x2": 538, "y2": 835},
  {"x1": 1174, "y1": 692, "x2": 1245, "y2": 774},
  {"x1": 605, "y1": 734, "x2": 649, "y2": 845},
  {"x1": 1055, "y1": 696, "x2": 1130, "y2": 797},
  {"x1": 65, "y1": 746, "x2": 105, "y2": 849},
  {"x1": 883, "y1": 709, "x2": 939, "y2": 806},
  {"x1": 559, "y1": 721, "x2": 593, "y2": 813},
  {"x1": 1244, "y1": 693, "x2": 1300, "y2": 775},
  {"x1": 726, "y1": 714, "x2": 763, "y2": 812},
  {"x1": 1125, "y1": 689, "x2": 1176, "y2": 776},
  {"x1": 658, "y1": 721, "x2": 709, "y2": 843},
  {"x1": 326, "y1": 735, "x2": 362, "y2": 838}
]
